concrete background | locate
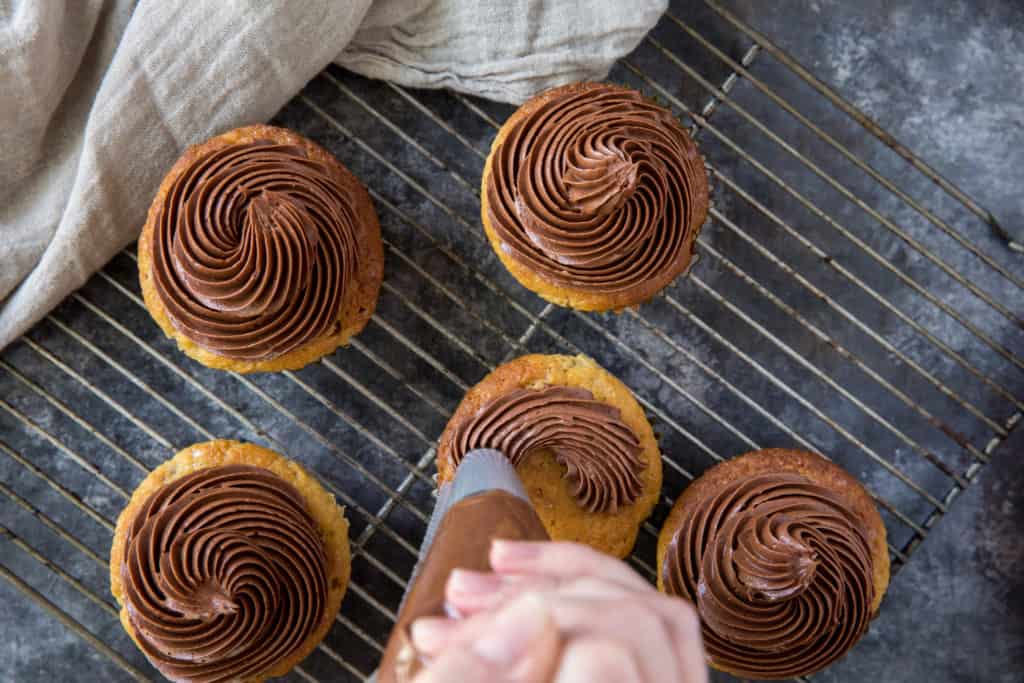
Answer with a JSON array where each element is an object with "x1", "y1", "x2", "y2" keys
[{"x1": 2, "y1": 1, "x2": 1021, "y2": 681}]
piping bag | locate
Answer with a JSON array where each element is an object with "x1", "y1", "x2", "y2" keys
[{"x1": 375, "y1": 449, "x2": 550, "y2": 683}]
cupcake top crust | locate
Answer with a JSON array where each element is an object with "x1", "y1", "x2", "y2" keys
[
  {"x1": 150, "y1": 138, "x2": 362, "y2": 361},
  {"x1": 436, "y1": 354, "x2": 662, "y2": 558},
  {"x1": 660, "y1": 450, "x2": 885, "y2": 679},
  {"x1": 120, "y1": 465, "x2": 328, "y2": 683},
  {"x1": 445, "y1": 385, "x2": 646, "y2": 513},
  {"x1": 485, "y1": 82, "x2": 708, "y2": 305}
]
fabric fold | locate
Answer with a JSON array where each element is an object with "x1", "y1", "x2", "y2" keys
[{"x1": 0, "y1": 0, "x2": 665, "y2": 349}]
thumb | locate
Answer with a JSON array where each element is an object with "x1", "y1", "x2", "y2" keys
[{"x1": 412, "y1": 593, "x2": 561, "y2": 683}]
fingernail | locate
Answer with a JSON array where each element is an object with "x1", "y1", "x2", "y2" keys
[
  {"x1": 410, "y1": 617, "x2": 457, "y2": 653},
  {"x1": 472, "y1": 593, "x2": 548, "y2": 665},
  {"x1": 491, "y1": 540, "x2": 540, "y2": 566},
  {"x1": 448, "y1": 569, "x2": 503, "y2": 596}
]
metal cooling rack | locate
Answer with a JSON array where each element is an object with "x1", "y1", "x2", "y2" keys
[{"x1": 3, "y1": 1, "x2": 1021, "y2": 681}]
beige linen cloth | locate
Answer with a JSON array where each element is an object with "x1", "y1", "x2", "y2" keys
[{"x1": 0, "y1": 0, "x2": 665, "y2": 349}]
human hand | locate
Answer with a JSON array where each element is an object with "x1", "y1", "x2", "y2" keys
[{"x1": 408, "y1": 541, "x2": 708, "y2": 683}]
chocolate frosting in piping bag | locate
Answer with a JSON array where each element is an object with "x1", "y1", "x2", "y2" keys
[
  {"x1": 486, "y1": 84, "x2": 708, "y2": 299},
  {"x1": 121, "y1": 465, "x2": 328, "y2": 683},
  {"x1": 151, "y1": 141, "x2": 360, "y2": 360},
  {"x1": 446, "y1": 386, "x2": 645, "y2": 513},
  {"x1": 379, "y1": 450, "x2": 551, "y2": 683},
  {"x1": 661, "y1": 473, "x2": 875, "y2": 679}
]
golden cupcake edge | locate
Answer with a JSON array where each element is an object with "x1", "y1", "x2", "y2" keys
[
  {"x1": 110, "y1": 439, "x2": 350, "y2": 683},
  {"x1": 656, "y1": 448, "x2": 889, "y2": 679},
  {"x1": 436, "y1": 353, "x2": 662, "y2": 558},
  {"x1": 481, "y1": 82, "x2": 709, "y2": 312},
  {"x1": 138, "y1": 124, "x2": 383, "y2": 373}
]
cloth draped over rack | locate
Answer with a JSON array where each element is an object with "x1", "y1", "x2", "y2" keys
[{"x1": 0, "y1": 0, "x2": 666, "y2": 349}]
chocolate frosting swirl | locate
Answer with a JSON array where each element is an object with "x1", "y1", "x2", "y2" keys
[
  {"x1": 447, "y1": 386, "x2": 645, "y2": 513},
  {"x1": 121, "y1": 465, "x2": 328, "y2": 683},
  {"x1": 486, "y1": 84, "x2": 708, "y2": 299},
  {"x1": 662, "y1": 473, "x2": 875, "y2": 679},
  {"x1": 151, "y1": 140, "x2": 360, "y2": 360}
]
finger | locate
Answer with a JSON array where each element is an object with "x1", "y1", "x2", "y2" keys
[
  {"x1": 465, "y1": 596, "x2": 561, "y2": 683},
  {"x1": 442, "y1": 572, "x2": 689, "y2": 681},
  {"x1": 414, "y1": 573, "x2": 546, "y2": 655},
  {"x1": 555, "y1": 576, "x2": 635, "y2": 600},
  {"x1": 491, "y1": 541, "x2": 651, "y2": 592},
  {"x1": 644, "y1": 595, "x2": 707, "y2": 683},
  {"x1": 411, "y1": 592, "x2": 556, "y2": 666},
  {"x1": 554, "y1": 636, "x2": 643, "y2": 683},
  {"x1": 510, "y1": 609, "x2": 561, "y2": 683},
  {"x1": 412, "y1": 605, "x2": 500, "y2": 657},
  {"x1": 409, "y1": 616, "x2": 460, "y2": 653},
  {"x1": 541, "y1": 595, "x2": 682, "y2": 683},
  {"x1": 448, "y1": 570, "x2": 638, "y2": 617},
  {"x1": 479, "y1": 582, "x2": 705, "y2": 682},
  {"x1": 591, "y1": 592, "x2": 705, "y2": 683},
  {"x1": 471, "y1": 593, "x2": 557, "y2": 673},
  {"x1": 446, "y1": 569, "x2": 560, "y2": 615},
  {"x1": 410, "y1": 646, "x2": 496, "y2": 683}
]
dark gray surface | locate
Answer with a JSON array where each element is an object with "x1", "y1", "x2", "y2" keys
[
  {"x1": 709, "y1": 2, "x2": 1024, "y2": 679},
  {"x1": 811, "y1": 429, "x2": 1024, "y2": 683},
  {"x1": 2, "y1": 1, "x2": 1022, "y2": 681}
]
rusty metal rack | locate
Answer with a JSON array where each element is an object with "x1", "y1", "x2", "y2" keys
[{"x1": 2, "y1": 1, "x2": 1021, "y2": 681}]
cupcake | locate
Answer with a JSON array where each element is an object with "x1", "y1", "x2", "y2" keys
[
  {"x1": 436, "y1": 354, "x2": 661, "y2": 558},
  {"x1": 657, "y1": 449, "x2": 890, "y2": 679},
  {"x1": 481, "y1": 82, "x2": 709, "y2": 312},
  {"x1": 110, "y1": 440, "x2": 350, "y2": 683},
  {"x1": 138, "y1": 125, "x2": 384, "y2": 373}
]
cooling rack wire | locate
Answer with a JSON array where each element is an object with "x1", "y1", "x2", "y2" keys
[{"x1": 2, "y1": 2, "x2": 1021, "y2": 681}]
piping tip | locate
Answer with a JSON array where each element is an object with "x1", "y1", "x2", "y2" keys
[
  {"x1": 449, "y1": 449, "x2": 529, "y2": 504},
  {"x1": 420, "y1": 450, "x2": 527, "y2": 561}
]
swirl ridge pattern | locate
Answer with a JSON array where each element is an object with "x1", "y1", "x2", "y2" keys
[
  {"x1": 486, "y1": 84, "x2": 708, "y2": 302},
  {"x1": 448, "y1": 386, "x2": 645, "y2": 513},
  {"x1": 121, "y1": 465, "x2": 328, "y2": 683},
  {"x1": 151, "y1": 140, "x2": 360, "y2": 360},
  {"x1": 662, "y1": 473, "x2": 875, "y2": 679}
]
